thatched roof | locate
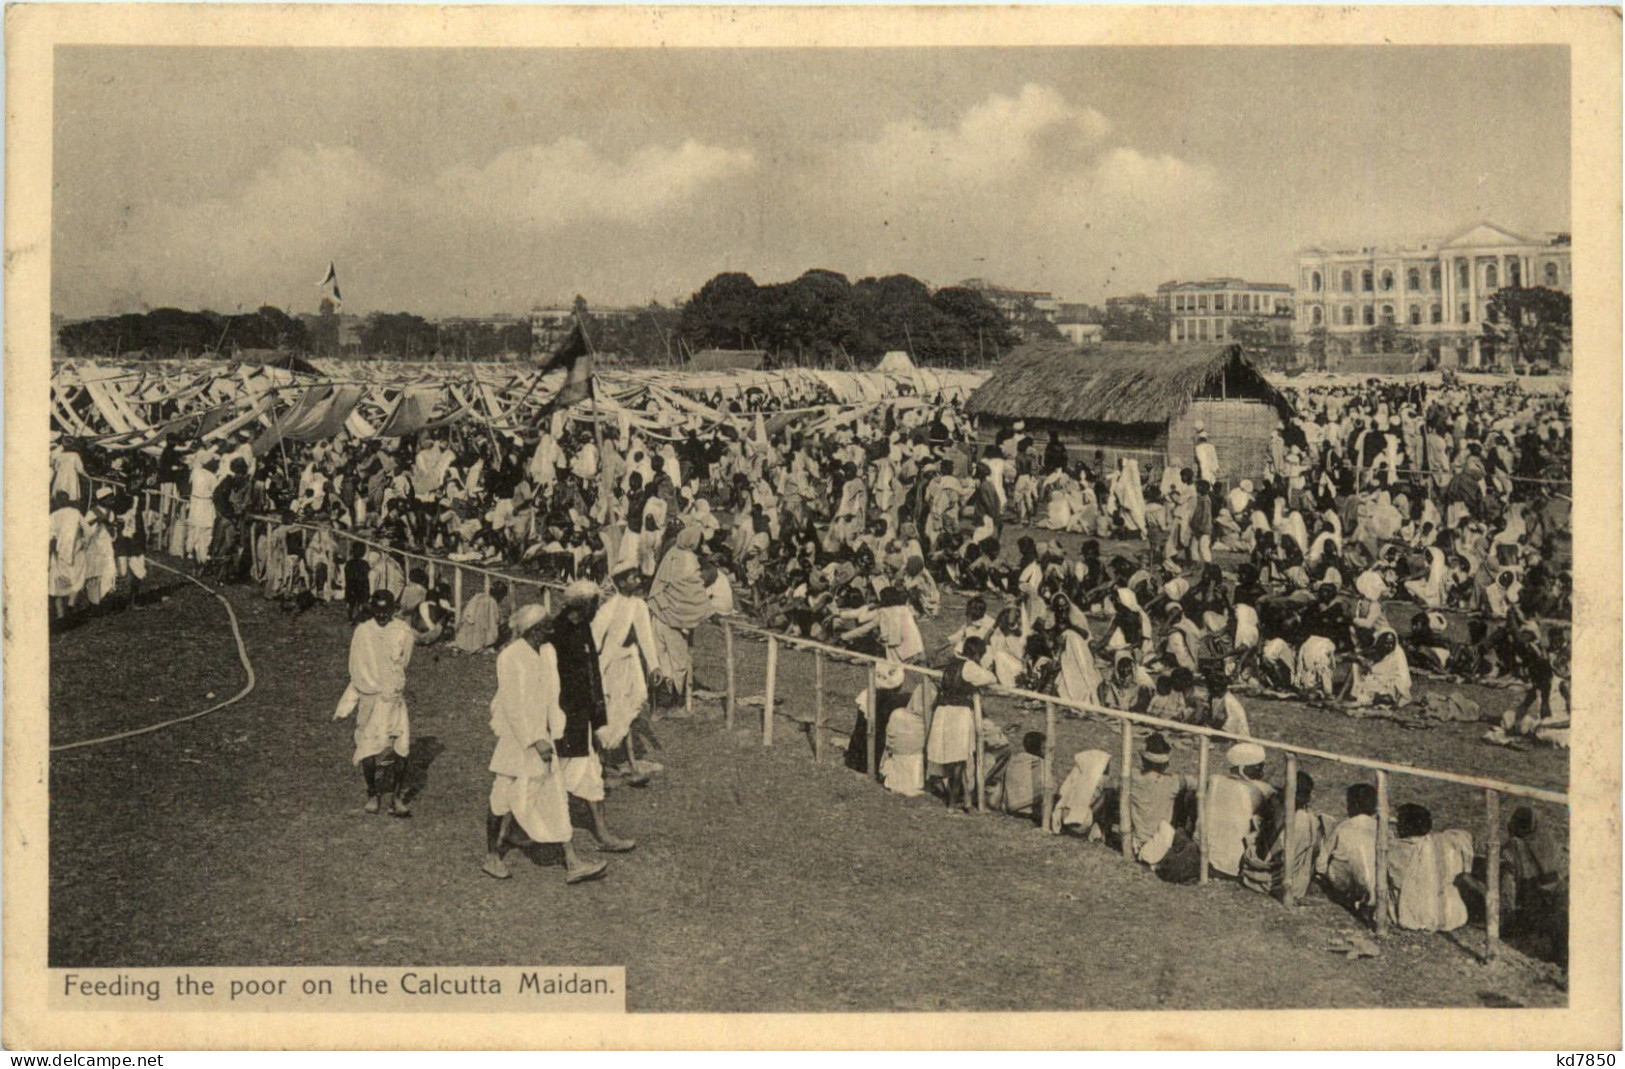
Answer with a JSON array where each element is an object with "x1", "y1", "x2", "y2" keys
[{"x1": 966, "y1": 341, "x2": 1292, "y2": 425}]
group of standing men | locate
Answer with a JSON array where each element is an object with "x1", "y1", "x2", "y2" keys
[{"x1": 338, "y1": 558, "x2": 662, "y2": 886}]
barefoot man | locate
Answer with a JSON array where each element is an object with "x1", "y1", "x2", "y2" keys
[
  {"x1": 593, "y1": 556, "x2": 664, "y2": 783},
  {"x1": 552, "y1": 580, "x2": 637, "y2": 853},
  {"x1": 335, "y1": 589, "x2": 415, "y2": 817},
  {"x1": 483, "y1": 603, "x2": 607, "y2": 884}
]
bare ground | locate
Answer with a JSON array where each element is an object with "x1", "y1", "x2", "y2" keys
[{"x1": 48, "y1": 569, "x2": 1566, "y2": 1010}]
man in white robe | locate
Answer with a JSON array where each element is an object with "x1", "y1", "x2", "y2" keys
[
  {"x1": 186, "y1": 457, "x2": 220, "y2": 563},
  {"x1": 49, "y1": 493, "x2": 88, "y2": 619},
  {"x1": 593, "y1": 560, "x2": 664, "y2": 777},
  {"x1": 334, "y1": 590, "x2": 416, "y2": 817},
  {"x1": 484, "y1": 604, "x2": 607, "y2": 884},
  {"x1": 1205, "y1": 742, "x2": 1274, "y2": 878}
]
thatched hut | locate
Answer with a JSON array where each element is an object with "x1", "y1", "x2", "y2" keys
[{"x1": 965, "y1": 341, "x2": 1293, "y2": 481}]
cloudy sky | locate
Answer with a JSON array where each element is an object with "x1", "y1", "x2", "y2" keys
[{"x1": 52, "y1": 45, "x2": 1569, "y2": 318}]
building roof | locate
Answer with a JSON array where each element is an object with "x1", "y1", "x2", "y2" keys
[
  {"x1": 687, "y1": 348, "x2": 767, "y2": 371},
  {"x1": 1157, "y1": 278, "x2": 1293, "y2": 293},
  {"x1": 966, "y1": 341, "x2": 1292, "y2": 425}
]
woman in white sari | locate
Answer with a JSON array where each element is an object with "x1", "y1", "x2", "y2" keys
[{"x1": 1054, "y1": 600, "x2": 1104, "y2": 709}]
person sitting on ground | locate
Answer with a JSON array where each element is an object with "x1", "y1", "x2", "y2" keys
[
  {"x1": 1499, "y1": 805, "x2": 1567, "y2": 964},
  {"x1": 879, "y1": 683, "x2": 928, "y2": 798},
  {"x1": 1205, "y1": 742, "x2": 1274, "y2": 879},
  {"x1": 1099, "y1": 651, "x2": 1155, "y2": 713},
  {"x1": 453, "y1": 580, "x2": 509, "y2": 653},
  {"x1": 1050, "y1": 748, "x2": 1112, "y2": 838},
  {"x1": 986, "y1": 731, "x2": 1047, "y2": 821},
  {"x1": 399, "y1": 567, "x2": 429, "y2": 615},
  {"x1": 1240, "y1": 770, "x2": 1328, "y2": 901},
  {"x1": 1127, "y1": 732, "x2": 1198, "y2": 865},
  {"x1": 1385, "y1": 802, "x2": 1475, "y2": 932},
  {"x1": 1203, "y1": 669, "x2": 1251, "y2": 736},
  {"x1": 1318, "y1": 785, "x2": 1380, "y2": 914},
  {"x1": 1348, "y1": 630, "x2": 1413, "y2": 707}
]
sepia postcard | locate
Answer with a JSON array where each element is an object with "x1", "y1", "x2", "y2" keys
[{"x1": 5, "y1": 3, "x2": 1620, "y2": 1051}]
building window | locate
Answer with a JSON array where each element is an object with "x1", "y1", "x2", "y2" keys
[
  {"x1": 1430, "y1": 266, "x2": 1441, "y2": 291},
  {"x1": 1311, "y1": 271, "x2": 1322, "y2": 293},
  {"x1": 1406, "y1": 268, "x2": 1421, "y2": 292},
  {"x1": 1485, "y1": 263, "x2": 1498, "y2": 289},
  {"x1": 1430, "y1": 304, "x2": 1442, "y2": 324},
  {"x1": 1380, "y1": 270, "x2": 1394, "y2": 292},
  {"x1": 1312, "y1": 306, "x2": 1324, "y2": 326},
  {"x1": 1361, "y1": 269, "x2": 1374, "y2": 292},
  {"x1": 1380, "y1": 305, "x2": 1395, "y2": 326},
  {"x1": 1215, "y1": 319, "x2": 1226, "y2": 340},
  {"x1": 1408, "y1": 304, "x2": 1421, "y2": 326},
  {"x1": 1197, "y1": 295, "x2": 1209, "y2": 311},
  {"x1": 1363, "y1": 305, "x2": 1375, "y2": 326},
  {"x1": 1509, "y1": 260, "x2": 1521, "y2": 287},
  {"x1": 1341, "y1": 305, "x2": 1354, "y2": 326},
  {"x1": 1341, "y1": 270, "x2": 1354, "y2": 293},
  {"x1": 1198, "y1": 319, "x2": 1209, "y2": 341},
  {"x1": 1544, "y1": 261, "x2": 1559, "y2": 286},
  {"x1": 1214, "y1": 295, "x2": 1225, "y2": 312},
  {"x1": 1459, "y1": 302, "x2": 1471, "y2": 324},
  {"x1": 1175, "y1": 320, "x2": 1186, "y2": 341},
  {"x1": 1458, "y1": 260, "x2": 1470, "y2": 288}
]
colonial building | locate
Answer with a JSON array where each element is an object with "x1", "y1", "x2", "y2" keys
[
  {"x1": 1295, "y1": 221, "x2": 1572, "y2": 368},
  {"x1": 1155, "y1": 278, "x2": 1294, "y2": 345}
]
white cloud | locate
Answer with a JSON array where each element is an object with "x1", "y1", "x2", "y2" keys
[{"x1": 434, "y1": 138, "x2": 756, "y2": 229}]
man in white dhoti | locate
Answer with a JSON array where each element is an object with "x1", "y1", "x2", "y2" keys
[
  {"x1": 186, "y1": 457, "x2": 220, "y2": 563},
  {"x1": 593, "y1": 560, "x2": 664, "y2": 781},
  {"x1": 334, "y1": 590, "x2": 416, "y2": 817},
  {"x1": 483, "y1": 604, "x2": 608, "y2": 884},
  {"x1": 49, "y1": 492, "x2": 89, "y2": 620}
]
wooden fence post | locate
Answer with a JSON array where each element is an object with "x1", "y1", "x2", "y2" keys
[
  {"x1": 542, "y1": 587, "x2": 552, "y2": 615},
  {"x1": 724, "y1": 621, "x2": 736, "y2": 730},
  {"x1": 1197, "y1": 737, "x2": 1211, "y2": 885},
  {"x1": 1119, "y1": 719, "x2": 1133, "y2": 859},
  {"x1": 1283, "y1": 753, "x2": 1299, "y2": 905},
  {"x1": 813, "y1": 650, "x2": 825, "y2": 763},
  {"x1": 1374, "y1": 771, "x2": 1391, "y2": 937},
  {"x1": 453, "y1": 566, "x2": 464, "y2": 619},
  {"x1": 866, "y1": 662, "x2": 879, "y2": 781},
  {"x1": 684, "y1": 634, "x2": 695, "y2": 718},
  {"x1": 1484, "y1": 789, "x2": 1501, "y2": 962},
  {"x1": 1042, "y1": 701, "x2": 1057, "y2": 833},
  {"x1": 484, "y1": 572, "x2": 492, "y2": 596},
  {"x1": 763, "y1": 636, "x2": 778, "y2": 746},
  {"x1": 972, "y1": 693, "x2": 986, "y2": 812}
]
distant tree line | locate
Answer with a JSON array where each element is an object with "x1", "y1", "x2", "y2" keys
[
  {"x1": 57, "y1": 306, "x2": 310, "y2": 359},
  {"x1": 677, "y1": 269, "x2": 1021, "y2": 367}
]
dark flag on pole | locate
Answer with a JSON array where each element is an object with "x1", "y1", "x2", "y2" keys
[{"x1": 539, "y1": 317, "x2": 595, "y2": 407}]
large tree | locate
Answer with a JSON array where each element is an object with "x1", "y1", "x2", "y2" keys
[
  {"x1": 1481, "y1": 285, "x2": 1572, "y2": 365},
  {"x1": 679, "y1": 272, "x2": 761, "y2": 350},
  {"x1": 1101, "y1": 295, "x2": 1172, "y2": 343}
]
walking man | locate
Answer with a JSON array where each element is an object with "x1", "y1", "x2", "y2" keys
[
  {"x1": 551, "y1": 580, "x2": 637, "y2": 853},
  {"x1": 335, "y1": 590, "x2": 415, "y2": 817}
]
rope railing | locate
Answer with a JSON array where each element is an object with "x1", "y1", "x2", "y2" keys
[{"x1": 85, "y1": 476, "x2": 1567, "y2": 961}]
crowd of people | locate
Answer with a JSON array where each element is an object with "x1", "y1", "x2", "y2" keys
[{"x1": 48, "y1": 370, "x2": 1570, "y2": 933}]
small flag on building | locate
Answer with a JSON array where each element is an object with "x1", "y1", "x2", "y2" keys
[{"x1": 539, "y1": 317, "x2": 595, "y2": 407}]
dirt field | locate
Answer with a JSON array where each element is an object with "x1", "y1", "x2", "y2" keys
[{"x1": 49, "y1": 564, "x2": 1567, "y2": 1010}]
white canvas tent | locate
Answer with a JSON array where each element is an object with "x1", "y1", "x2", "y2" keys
[{"x1": 876, "y1": 350, "x2": 915, "y2": 372}]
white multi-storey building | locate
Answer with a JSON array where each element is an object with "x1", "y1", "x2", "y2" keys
[{"x1": 1295, "y1": 221, "x2": 1571, "y2": 368}]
